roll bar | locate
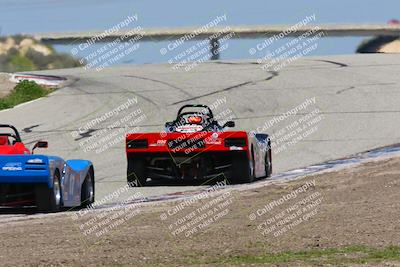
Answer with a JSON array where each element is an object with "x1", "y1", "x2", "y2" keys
[
  {"x1": 0, "y1": 124, "x2": 22, "y2": 142},
  {"x1": 177, "y1": 104, "x2": 214, "y2": 119}
]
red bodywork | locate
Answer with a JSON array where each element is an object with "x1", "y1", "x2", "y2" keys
[
  {"x1": 126, "y1": 131, "x2": 250, "y2": 155},
  {"x1": 0, "y1": 136, "x2": 30, "y2": 155}
]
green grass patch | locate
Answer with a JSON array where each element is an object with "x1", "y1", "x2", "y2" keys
[
  {"x1": 0, "y1": 80, "x2": 51, "y2": 110},
  {"x1": 185, "y1": 245, "x2": 400, "y2": 266}
]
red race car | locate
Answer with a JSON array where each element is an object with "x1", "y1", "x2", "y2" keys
[{"x1": 126, "y1": 104, "x2": 272, "y2": 186}]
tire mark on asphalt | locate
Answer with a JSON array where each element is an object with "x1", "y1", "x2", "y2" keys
[
  {"x1": 336, "y1": 86, "x2": 356, "y2": 95},
  {"x1": 52, "y1": 82, "x2": 398, "y2": 95},
  {"x1": 22, "y1": 123, "x2": 164, "y2": 134},
  {"x1": 209, "y1": 61, "x2": 261, "y2": 66},
  {"x1": 314, "y1": 59, "x2": 348, "y2": 68},
  {"x1": 74, "y1": 129, "x2": 97, "y2": 141},
  {"x1": 122, "y1": 74, "x2": 193, "y2": 98},
  {"x1": 53, "y1": 89, "x2": 166, "y2": 96},
  {"x1": 131, "y1": 91, "x2": 159, "y2": 106},
  {"x1": 210, "y1": 59, "x2": 349, "y2": 71},
  {"x1": 87, "y1": 79, "x2": 161, "y2": 111},
  {"x1": 244, "y1": 82, "x2": 396, "y2": 92},
  {"x1": 105, "y1": 82, "x2": 160, "y2": 107},
  {"x1": 234, "y1": 109, "x2": 400, "y2": 120},
  {"x1": 22, "y1": 125, "x2": 40, "y2": 133},
  {"x1": 170, "y1": 71, "x2": 279, "y2": 105}
]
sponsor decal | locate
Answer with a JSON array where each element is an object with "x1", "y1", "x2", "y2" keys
[
  {"x1": 2, "y1": 162, "x2": 22, "y2": 171},
  {"x1": 176, "y1": 125, "x2": 203, "y2": 133},
  {"x1": 150, "y1": 140, "x2": 167, "y2": 147},
  {"x1": 206, "y1": 132, "x2": 221, "y2": 145}
]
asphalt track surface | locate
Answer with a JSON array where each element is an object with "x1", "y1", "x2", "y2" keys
[{"x1": 1, "y1": 54, "x2": 400, "y2": 204}]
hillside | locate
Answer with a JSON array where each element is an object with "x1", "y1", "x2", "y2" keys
[{"x1": 0, "y1": 35, "x2": 82, "y2": 72}]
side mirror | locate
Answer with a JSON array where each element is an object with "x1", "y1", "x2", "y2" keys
[
  {"x1": 223, "y1": 121, "x2": 235, "y2": 128},
  {"x1": 32, "y1": 141, "x2": 48, "y2": 154}
]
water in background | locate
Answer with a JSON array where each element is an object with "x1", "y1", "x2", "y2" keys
[{"x1": 1, "y1": 0, "x2": 398, "y2": 64}]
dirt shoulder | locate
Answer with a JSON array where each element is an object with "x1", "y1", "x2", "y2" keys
[{"x1": 0, "y1": 157, "x2": 400, "y2": 267}]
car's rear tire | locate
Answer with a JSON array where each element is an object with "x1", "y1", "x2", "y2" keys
[
  {"x1": 127, "y1": 158, "x2": 147, "y2": 187},
  {"x1": 265, "y1": 149, "x2": 272, "y2": 178},
  {"x1": 81, "y1": 170, "x2": 95, "y2": 208},
  {"x1": 36, "y1": 171, "x2": 62, "y2": 212},
  {"x1": 230, "y1": 154, "x2": 253, "y2": 184}
]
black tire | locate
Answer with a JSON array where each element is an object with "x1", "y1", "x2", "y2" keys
[
  {"x1": 127, "y1": 158, "x2": 147, "y2": 187},
  {"x1": 265, "y1": 148, "x2": 272, "y2": 178},
  {"x1": 230, "y1": 154, "x2": 253, "y2": 184},
  {"x1": 81, "y1": 170, "x2": 95, "y2": 208},
  {"x1": 36, "y1": 171, "x2": 62, "y2": 212}
]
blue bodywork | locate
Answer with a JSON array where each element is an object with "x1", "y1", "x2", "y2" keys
[{"x1": 0, "y1": 155, "x2": 93, "y2": 207}]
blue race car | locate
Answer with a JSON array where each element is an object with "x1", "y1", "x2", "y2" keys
[{"x1": 0, "y1": 124, "x2": 94, "y2": 212}]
